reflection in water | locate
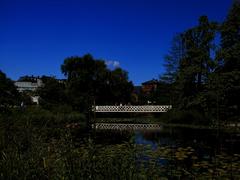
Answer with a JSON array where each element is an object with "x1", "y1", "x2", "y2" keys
[
  {"x1": 94, "y1": 123, "x2": 162, "y2": 130},
  {"x1": 84, "y1": 123, "x2": 240, "y2": 178},
  {"x1": 94, "y1": 124, "x2": 240, "y2": 156},
  {"x1": 135, "y1": 131, "x2": 158, "y2": 150}
]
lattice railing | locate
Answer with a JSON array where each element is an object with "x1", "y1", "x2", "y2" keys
[
  {"x1": 92, "y1": 105, "x2": 172, "y2": 113},
  {"x1": 93, "y1": 123, "x2": 162, "y2": 130}
]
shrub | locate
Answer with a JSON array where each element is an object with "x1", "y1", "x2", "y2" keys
[{"x1": 162, "y1": 109, "x2": 210, "y2": 125}]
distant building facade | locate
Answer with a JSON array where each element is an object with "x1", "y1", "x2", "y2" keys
[
  {"x1": 14, "y1": 79, "x2": 43, "y2": 92},
  {"x1": 14, "y1": 75, "x2": 66, "y2": 105}
]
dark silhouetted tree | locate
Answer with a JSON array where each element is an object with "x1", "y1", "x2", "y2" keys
[
  {"x1": 0, "y1": 70, "x2": 20, "y2": 112},
  {"x1": 37, "y1": 77, "x2": 66, "y2": 107},
  {"x1": 176, "y1": 16, "x2": 217, "y2": 110},
  {"x1": 61, "y1": 54, "x2": 133, "y2": 111},
  {"x1": 161, "y1": 34, "x2": 185, "y2": 84}
]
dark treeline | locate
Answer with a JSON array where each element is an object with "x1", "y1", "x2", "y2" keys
[
  {"x1": 38, "y1": 54, "x2": 134, "y2": 112},
  {"x1": 156, "y1": 1, "x2": 240, "y2": 126},
  {"x1": 0, "y1": 54, "x2": 134, "y2": 113},
  {"x1": 1, "y1": 1, "x2": 240, "y2": 126}
]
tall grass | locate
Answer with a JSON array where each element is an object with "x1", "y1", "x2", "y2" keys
[{"x1": 0, "y1": 107, "x2": 240, "y2": 179}]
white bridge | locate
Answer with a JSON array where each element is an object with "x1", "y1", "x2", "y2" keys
[
  {"x1": 93, "y1": 105, "x2": 172, "y2": 113},
  {"x1": 93, "y1": 123, "x2": 162, "y2": 130}
]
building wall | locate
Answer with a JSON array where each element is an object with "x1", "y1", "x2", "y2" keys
[
  {"x1": 14, "y1": 80, "x2": 43, "y2": 92},
  {"x1": 142, "y1": 84, "x2": 157, "y2": 94}
]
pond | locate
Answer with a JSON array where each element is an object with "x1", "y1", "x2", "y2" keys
[
  {"x1": 94, "y1": 124, "x2": 240, "y2": 152},
  {"x1": 85, "y1": 123, "x2": 240, "y2": 178}
]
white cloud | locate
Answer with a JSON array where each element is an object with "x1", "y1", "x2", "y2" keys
[
  {"x1": 113, "y1": 61, "x2": 120, "y2": 68},
  {"x1": 105, "y1": 60, "x2": 112, "y2": 66},
  {"x1": 105, "y1": 60, "x2": 120, "y2": 68}
]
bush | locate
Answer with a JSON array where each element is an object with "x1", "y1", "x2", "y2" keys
[{"x1": 162, "y1": 109, "x2": 210, "y2": 125}]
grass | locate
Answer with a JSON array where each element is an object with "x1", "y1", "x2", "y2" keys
[
  {"x1": 1, "y1": 135, "x2": 240, "y2": 179},
  {"x1": 0, "y1": 107, "x2": 240, "y2": 179}
]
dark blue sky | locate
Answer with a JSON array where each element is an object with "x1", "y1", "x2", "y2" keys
[{"x1": 0, "y1": 0, "x2": 232, "y2": 85}]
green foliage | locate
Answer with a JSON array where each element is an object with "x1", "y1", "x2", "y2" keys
[
  {"x1": 220, "y1": 1, "x2": 240, "y2": 72},
  {"x1": 176, "y1": 16, "x2": 217, "y2": 100},
  {"x1": 21, "y1": 107, "x2": 86, "y2": 127},
  {"x1": 207, "y1": 71, "x2": 240, "y2": 123},
  {"x1": 161, "y1": 33, "x2": 185, "y2": 84},
  {"x1": 18, "y1": 75, "x2": 40, "y2": 82},
  {"x1": 0, "y1": 106, "x2": 239, "y2": 179},
  {"x1": 61, "y1": 54, "x2": 133, "y2": 111},
  {"x1": 147, "y1": 81, "x2": 172, "y2": 105},
  {"x1": 0, "y1": 70, "x2": 20, "y2": 113},
  {"x1": 37, "y1": 77, "x2": 67, "y2": 108},
  {"x1": 160, "y1": 3, "x2": 240, "y2": 125},
  {"x1": 20, "y1": 92, "x2": 35, "y2": 105},
  {"x1": 1, "y1": 121, "x2": 239, "y2": 179},
  {"x1": 162, "y1": 109, "x2": 209, "y2": 125},
  {"x1": 0, "y1": 106, "x2": 86, "y2": 179},
  {"x1": 212, "y1": 1, "x2": 240, "y2": 123},
  {"x1": 101, "y1": 67, "x2": 134, "y2": 104}
]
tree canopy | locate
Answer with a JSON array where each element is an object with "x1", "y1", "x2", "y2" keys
[
  {"x1": 61, "y1": 54, "x2": 133, "y2": 111},
  {"x1": 0, "y1": 70, "x2": 20, "y2": 112},
  {"x1": 159, "y1": 2, "x2": 240, "y2": 125}
]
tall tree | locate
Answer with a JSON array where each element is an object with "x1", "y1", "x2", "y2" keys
[
  {"x1": 61, "y1": 54, "x2": 133, "y2": 110},
  {"x1": 172, "y1": 16, "x2": 218, "y2": 111},
  {"x1": 105, "y1": 68, "x2": 133, "y2": 104},
  {"x1": 37, "y1": 77, "x2": 66, "y2": 107},
  {"x1": 161, "y1": 34, "x2": 185, "y2": 84},
  {"x1": 214, "y1": 1, "x2": 240, "y2": 121},
  {"x1": 61, "y1": 54, "x2": 106, "y2": 110},
  {"x1": 220, "y1": 1, "x2": 240, "y2": 72}
]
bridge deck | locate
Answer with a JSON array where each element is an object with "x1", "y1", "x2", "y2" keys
[{"x1": 93, "y1": 105, "x2": 172, "y2": 113}]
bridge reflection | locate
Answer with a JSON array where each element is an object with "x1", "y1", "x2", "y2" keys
[
  {"x1": 93, "y1": 105, "x2": 172, "y2": 113},
  {"x1": 93, "y1": 123, "x2": 162, "y2": 130}
]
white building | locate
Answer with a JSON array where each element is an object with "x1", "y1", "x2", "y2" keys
[{"x1": 14, "y1": 79, "x2": 43, "y2": 92}]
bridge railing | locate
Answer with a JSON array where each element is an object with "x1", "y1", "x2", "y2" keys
[
  {"x1": 93, "y1": 123, "x2": 162, "y2": 130},
  {"x1": 92, "y1": 105, "x2": 172, "y2": 113}
]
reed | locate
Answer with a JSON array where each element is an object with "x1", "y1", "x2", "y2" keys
[{"x1": 0, "y1": 108, "x2": 239, "y2": 179}]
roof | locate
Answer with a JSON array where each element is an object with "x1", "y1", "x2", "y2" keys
[{"x1": 142, "y1": 79, "x2": 159, "y2": 85}]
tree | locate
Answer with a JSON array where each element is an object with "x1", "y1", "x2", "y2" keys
[
  {"x1": 61, "y1": 54, "x2": 107, "y2": 110},
  {"x1": 0, "y1": 70, "x2": 20, "y2": 112},
  {"x1": 220, "y1": 0, "x2": 240, "y2": 72},
  {"x1": 159, "y1": 3, "x2": 240, "y2": 125},
  {"x1": 37, "y1": 77, "x2": 66, "y2": 107},
  {"x1": 151, "y1": 81, "x2": 172, "y2": 105},
  {"x1": 160, "y1": 34, "x2": 186, "y2": 107},
  {"x1": 61, "y1": 54, "x2": 133, "y2": 111},
  {"x1": 212, "y1": 1, "x2": 240, "y2": 121},
  {"x1": 161, "y1": 34, "x2": 185, "y2": 84},
  {"x1": 175, "y1": 16, "x2": 217, "y2": 109},
  {"x1": 103, "y1": 68, "x2": 133, "y2": 104}
]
